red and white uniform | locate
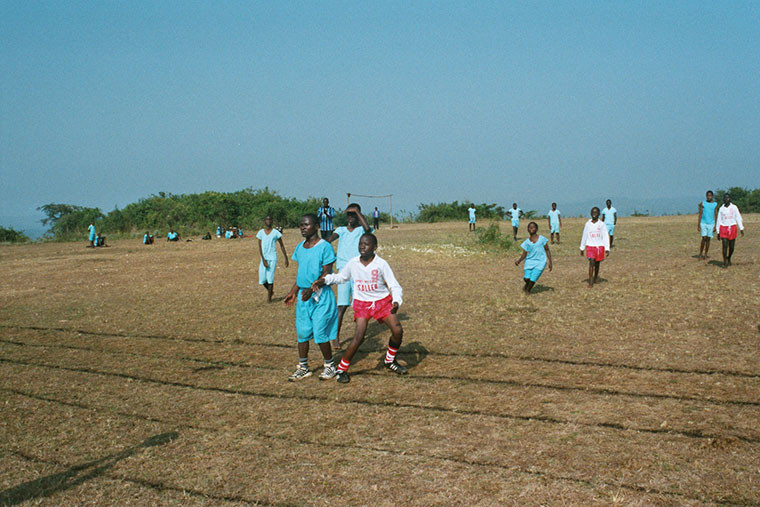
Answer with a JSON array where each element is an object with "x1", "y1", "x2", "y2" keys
[
  {"x1": 716, "y1": 204, "x2": 744, "y2": 230},
  {"x1": 324, "y1": 255, "x2": 403, "y2": 306},
  {"x1": 579, "y1": 219, "x2": 610, "y2": 251}
]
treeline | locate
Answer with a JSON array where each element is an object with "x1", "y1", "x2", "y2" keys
[
  {"x1": 37, "y1": 188, "x2": 390, "y2": 240},
  {"x1": 416, "y1": 201, "x2": 507, "y2": 222},
  {"x1": 714, "y1": 187, "x2": 760, "y2": 213}
]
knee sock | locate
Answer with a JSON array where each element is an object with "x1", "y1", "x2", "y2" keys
[
  {"x1": 385, "y1": 344, "x2": 399, "y2": 364},
  {"x1": 337, "y1": 358, "x2": 350, "y2": 372},
  {"x1": 299, "y1": 357, "x2": 308, "y2": 369}
]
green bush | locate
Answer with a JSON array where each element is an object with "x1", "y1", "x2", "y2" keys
[
  {"x1": 474, "y1": 222, "x2": 514, "y2": 251},
  {"x1": 417, "y1": 201, "x2": 505, "y2": 223},
  {"x1": 0, "y1": 226, "x2": 30, "y2": 243},
  {"x1": 714, "y1": 187, "x2": 760, "y2": 213}
]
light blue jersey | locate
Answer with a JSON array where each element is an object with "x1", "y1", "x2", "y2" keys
[
  {"x1": 88, "y1": 224, "x2": 96, "y2": 240},
  {"x1": 334, "y1": 226, "x2": 371, "y2": 268},
  {"x1": 256, "y1": 228, "x2": 282, "y2": 261},
  {"x1": 521, "y1": 235, "x2": 549, "y2": 271},
  {"x1": 548, "y1": 209, "x2": 561, "y2": 226},
  {"x1": 507, "y1": 208, "x2": 522, "y2": 222},
  {"x1": 468, "y1": 207, "x2": 476, "y2": 223},
  {"x1": 292, "y1": 239, "x2": 336, "y2": 288},
  {"x1": 601, "y1": 207, "x2": 616, "y2": 225},
  {"x1": 700, "y1": 201, "x2": 717, "y2": 225}
]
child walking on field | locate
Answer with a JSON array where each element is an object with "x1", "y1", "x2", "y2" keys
[
  {"x1": 515, "y1": 222, "x2": 552, "y2": 294},
  {"x1": 580, "y1": 207, "x2": 610, "y2": 288},
  {"x1": 257, "y1": 215, "x2": 289, "y2": 302},
  {"x1": 313, "y1": 232, "x2": 406, "y2": 383},
  {"x1": 284, "y1": 214, "x2": 337, "y2": 381}
]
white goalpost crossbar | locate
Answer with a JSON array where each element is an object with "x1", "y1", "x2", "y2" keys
[{"x1": 346, "y1": 193, "x2": 394, "y2": 228}]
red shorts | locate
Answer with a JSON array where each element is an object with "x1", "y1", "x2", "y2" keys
[
  {"x1": 719, "y1": 225, "x2": 737, "y2": 240},
  {"x1": 353, "y1": 295, "x2": 394, "y2": 322},
  {"x1": 586, "y1": 246, "x2": 606, "y2": 261}
]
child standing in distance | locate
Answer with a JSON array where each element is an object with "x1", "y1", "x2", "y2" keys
[
  {"x1": 547, "y1": 203, "x2": 561, "y2": 244},
  {"x1": 326, "y1": 204, "x2": 372, "y2": 350},
  {"x1": 257, "y1": 215, "x2": 289, "y2": 303},
  {"x1": 515, "y1": 222, "x2": 552, "y2": 294},
  {"x1": 313, "y1": 233, "x2": 406, "y2": 383},
  {"x1": 601, "y1": 199, "x2": 617, "y2": 248},
  {"x1": 507, "y1": 203, "x2": 523, "y2": 240},
  {"x1": 716, "y1": 193, "x2": 745, "y2": 267},
  {"x1": 284, "y1": 214, "x2": 337, "y2": 381},
  {"x1": 467, "y1": 204, "x2": 476, "y2": 232},
  {"x1": 697, "y1": 190, "x2": 718, "y2": 260},
  {"x1": 580, "y1": 207, "x2": 610, "y2": 288},
  {"x1": 372, "y1": 207, "x2": 381, "y2": 230},
  {"x1": 88, "y1": 222, "x2": 96, "y2": 248}
]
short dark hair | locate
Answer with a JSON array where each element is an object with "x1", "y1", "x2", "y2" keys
[
  {"x1": 706, "y1": 190, "x2": 713, "y2": 195},
  {"x1": 302, "y1": 213, "x2": 318, "y2": 224},
  {"x1": 361, "y1": 232, "x2": 377, "y2": 247},
  {"x1": 528, "y1": 221, "x2": 538, "y2": 230},
  {"x1": 591, "y1": 206, "x2": 600, "y2": 214},
  {"x1": 347, "y1": 202, "x2": 361, "y2": 211}
]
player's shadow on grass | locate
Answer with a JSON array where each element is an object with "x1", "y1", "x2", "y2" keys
[
  {"x1": 530, "y1": 284, "x2": 554, "y2": 294},
  {"x1": 707, "y1": 260, "x2": 726, "y2": 268},
  {"x1": 0, "y1": 432, "x2": 178, "y2": 506},
  {"x1": 579, "y1": 277, "x2": 608, "y2": 284},
  {"x1": 338, "y1": 314, "x2": 426, "y2": 372}
]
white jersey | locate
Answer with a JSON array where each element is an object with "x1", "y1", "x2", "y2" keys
[
  {"x1": 716, "y1": 204, "x2": 744, "y2": 230},
  {"x1": 323, "y1": 254, "x2": 403, "y2": 306},
  {"x1": 580, "y1": 220, "x2": 610, "y2": 250}
]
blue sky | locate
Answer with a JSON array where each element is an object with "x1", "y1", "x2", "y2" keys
[{"x1": 2, "y1": 1, "x2": 759, "y2": 231}]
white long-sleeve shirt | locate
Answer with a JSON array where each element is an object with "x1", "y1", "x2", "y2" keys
[
  {"x1": 580, "y1": 219, "x2": 610, "y2": 251},
  {"x1": 716, "y1": 203, "x2": 744, "y2": 230},
  {"x1": 324, "y1": 254, "x2": 403, "y2": 306}
]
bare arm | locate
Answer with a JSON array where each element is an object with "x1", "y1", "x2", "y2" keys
[
  {"x1": 284, "y1": 283, "x2": 299, "y2": 306},
  {"x1": 326, "y1": 232, "x2": 339, "y2": 243},
  {"x1": 515, "y1": 251, "x2": 527, "y2": 266},
  {"x1": 278, "y1": 238, "x2": 289, "y2": 267},
  {"x1": 258, "y1": 238, "x2": 268, "y2": 268},
  {"x1": 545, "y1": 243, "x2": 553, "y2": 271},
  {"x1": 697, "y1": 202, "x2": 703, "y2": 231}
]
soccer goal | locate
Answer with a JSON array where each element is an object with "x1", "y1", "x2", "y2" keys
[{"x1": 346, "y1": 193, "x2": 394, "y2": 228}]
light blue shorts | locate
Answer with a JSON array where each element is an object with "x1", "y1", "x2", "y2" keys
[
  {"x1": 258, "y1": 259, "x2": 276, "y2": 284},
  {"x1": 550, "y1": 224, "x2": 559, "y2": 234},
  {"x1": 606, "y1": 223, "x2": 615, "y2": 236},
  {"x1": 700, "y1": 222, "x2": 714, "y2": 238},
  {"x1": 89, "y1": 233, "x2": 96, "y2": 241},
  {"x1": 469, "y1": 218, "x2": 475, "y2": 224},
  {"x1": 524, "y1": 266, "x2": 545, "y2": 283},
  {"x1": 511, "y1": 219, "x2": 520, "y2": 227},
  {"x1": 337, "y1": 281, "x2": 353, "y2": 306},
  {"x1": 296, "y1": 289, "x2": 338, "y2": 344}
]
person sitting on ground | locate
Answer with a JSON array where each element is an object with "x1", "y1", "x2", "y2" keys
[
  {"x1": 94, "y1": 233, "x2": 107, "y2": 247},
  {"x1": 202, "y1": 232, "x2": 212, "y2": 240},
  {"x1": 143, "y1": 231, "x2": 154, "y2": 245},
  {"x1": 167, "y1": 230, "x2": 180, "y2": 242}
]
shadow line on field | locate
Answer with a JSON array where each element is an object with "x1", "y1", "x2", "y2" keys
[
  {"x1": 0, "y1": 432, "x2": 178, "y2": 506},
  {"x1": 3, "y1": 338, "x2": 754, "y2": 409},
  {"x1": 2, "y1": 324, "x2": 758, "y2": 380},
  {"x1": 2, "y1": 357, "x2": 758, "y2": 446},
  {"x1": 3, "y1": 387, "x2": 743, "y2": 506}
]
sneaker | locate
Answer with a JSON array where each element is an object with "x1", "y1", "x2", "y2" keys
[
  {"x1": 288, "y1": 364, "x2": 312, "y2": 381},
  {"x1": 319, "y1": 364, "x2": 337, "y2": 380},
  {"x1": 336, "y1": 370, "x2": 350, "y2": 383},
  {"x1": 384, "y1": 360, "x2": 408, "y2": 375}
]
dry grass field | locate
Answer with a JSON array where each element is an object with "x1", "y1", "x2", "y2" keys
[{"x1": 1, "y1": 215, "x2": 758, "y2": 506}]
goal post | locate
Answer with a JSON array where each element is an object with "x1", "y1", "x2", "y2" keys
[{"x1": 346, "y1": 193, "x2": 394, "y2": 228}]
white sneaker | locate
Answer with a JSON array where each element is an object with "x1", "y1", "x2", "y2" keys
[
  {"x1": 288, "y1": 364, "x2": 312, "y2": 381},
  {"x1": 319, "y1": 364, "x2": 337, "y2": 380}
]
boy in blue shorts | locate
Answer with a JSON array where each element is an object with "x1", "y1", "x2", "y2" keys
[
  {"x1": 257, "y1": 215, "x2": 289, "y2": 302},
  {"x1": 284, "y1": 214, "x2": 338, "y2": 381},
  {"x1": 507, "y1": 203, "x2": 523, "y2": 240},
  {"x1": 697, "y1": 190, "x2": 718, "y2": 260},
  {"x1": 515, "y1": 222, "x2": 552, "y2": 294},
  {"x1": 601, "y1": 200, "x2": 617, "y2": 248},
  {"x1": 326, "y1": 203, "x2": 371, "y2": 350},
  {"x1": 467, "y1": 204, "x2": 476, "y2": 232},
  {"x1": 547, "y1": 202, "x2": 561, "y2": 244}
]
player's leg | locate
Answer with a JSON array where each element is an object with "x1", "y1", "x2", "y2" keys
[
  {"x1": 721, "y1": 237, "x2": 729, "y2": 266},
  {"x1": 703, "y1": 237, "x2": 710, "y2": 259},
  {"x1": 523, "y1": 278, "x2": 530, "y2": 294},
  {"x1": 335, "y1": 317, "x2": 370, "y2": 383},
  {"x1": 290, "y1": 297, "x2": 314, "y2": 381},
  {"x1": 587, "y1": 258, "x2": 595, "y2": 287},
  {"x1": 334, "y1": 305, "x2": 348, "y2": 349},
  {"x1": 381, "y1": 313, "x2": 406, "y2": 374},
  {"x1": 594, "y1": 260, "x2": 601, "y2": 282},
  {"x1": 727, "y1": 239, "x2": 735, "y2": 265},
  {"x1": 334, "y1": 282, "x2": 353, "y2": 349}
]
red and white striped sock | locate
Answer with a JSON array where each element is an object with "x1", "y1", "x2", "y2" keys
[
  {"x1": 385, "y1": 345, "x2": 398, "y2": 364},
  {"x1": 337, "y1": 358, "x2": 351, "y2": 373}
]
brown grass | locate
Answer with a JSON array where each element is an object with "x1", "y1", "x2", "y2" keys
[{"x1": 1, "y1": 215, "x2": 759, "y2": 505}]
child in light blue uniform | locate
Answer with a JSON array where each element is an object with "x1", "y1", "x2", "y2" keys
[
  {"x1": 697, "y1": 190, "x2": 718, "y2": 260},
  {"x1": 601, "y1": 200, "x2": 617, "y2": 248},
  {"x1": 515, "y1": 222, "x2": 552, "y2": 294},
  {"x1": 257, "y1": 215, "x2": 289, "y2": 302},
  {"x1": 88, "y1": 222, "x2": 96, "y2": 247},
  {"x1": 326, "y1": 203, "x2": 371, "y2": 350},
  {"x1": 284, "y1": 214, "x2": 337, "y2": 381},
  {"x1": 467, "y1": 204, "x2": 476, "y2": 232},
  {"x1": 507, "y1": 203, "x2": 523, "y2": 240},
  {"x1": 547, "y1": 203, "x2": 561, "y2": 244}
]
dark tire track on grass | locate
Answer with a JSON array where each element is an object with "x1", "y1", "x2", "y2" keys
[
  {"x1": 2, "y1": 356, "x2": 758, "y2": 445},
  {"x1": 4, "y1": 387, "x2": 745, "y2": 506},
  {"x1": 3, "y1": 323, "x2": 758, "y2": 380},
  {"x1": 3, "y1": 337, "x2": 759, "y2": 409}
]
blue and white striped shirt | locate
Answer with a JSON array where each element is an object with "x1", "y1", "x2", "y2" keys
[{"x1": 317, "y1": 206, "x2": 335, "y2": 231}]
